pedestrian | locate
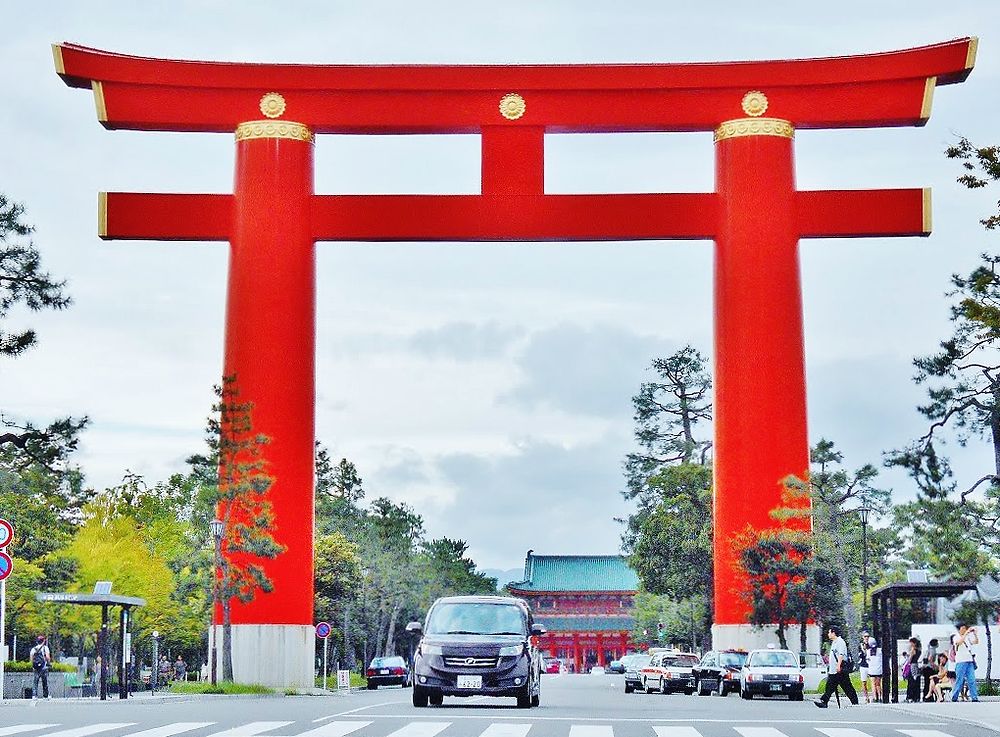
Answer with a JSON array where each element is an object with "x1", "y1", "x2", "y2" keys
[
  {"x1": 30, "y1": 635, "x2": 52, "y2": 700},
  {"x1": 903, "y1": 637, "x2": 921, "y2": 703},
  {"x1": 159, "y1": 655, "x2": 172, "y2": 684},
  {"x1": 174, "y1": 655, "x2": 187, "y2": 682},
  {"x1": 920, "y1": 638, "x2": 939, "y2": 701},
  {"x1": 866, "y1": 635, "x2": 883, "y2": 702},
  {"x1": 814, "y1": 623, "x2": 859, "y2": 708},
  {"x1": 857, "y1": 631, "x2": 871, "y2": 703},
  {"x1": 950, "y1": 624, "x2": 980, "y2": 702}
]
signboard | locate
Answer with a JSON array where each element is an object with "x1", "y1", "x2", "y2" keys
[
  {"x1": 337, "y1": 669, "x2": 351, "y2": 689},
  {"x1": 315, "y1": 621, "x2": 332, "y2": 639},
  {"x1": 0, "y1": 552, "x2": 11, "y2": 582},
  {"x1": 0, "y1": 519, "x2": 12, "y2": 548}
]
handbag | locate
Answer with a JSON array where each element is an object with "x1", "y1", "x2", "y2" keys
[{"x1": 902, "y1": 661, "x2": 912, "y2": 679}]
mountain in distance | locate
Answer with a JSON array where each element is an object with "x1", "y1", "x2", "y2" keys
[{"x1": 480, "y1": 567, "x2": 523, "y2": 590}]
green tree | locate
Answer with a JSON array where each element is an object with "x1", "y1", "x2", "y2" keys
[{"x1": 0, "y1": 193, "x2": 87, "y2": 471}]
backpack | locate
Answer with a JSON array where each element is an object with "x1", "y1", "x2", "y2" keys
[
  {"x1": 841, "y1": 654, "x2": 856, "y2": 673},
  {"x1": 31, "y1": 646, "x2": 47, "y2": 670}
]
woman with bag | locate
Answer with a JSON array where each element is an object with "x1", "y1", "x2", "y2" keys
[{"x1": 904, "y1": 637, "x2": 922, "y2": 703}]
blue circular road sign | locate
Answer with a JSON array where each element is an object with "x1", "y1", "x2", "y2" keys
[
  {"x1": 0, "y1": 551, "x2": 12, "y2": 581},
  {"x1": 315, "y1": 621, "x2": 332, "y2": 639}
]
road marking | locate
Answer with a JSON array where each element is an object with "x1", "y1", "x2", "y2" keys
[
  {"x1": 569, "y1": 726, "x2": 613, "y2": 737},
  {"x1": 42, "y1": 726, "x2": 136, "y2": 737},
  {"x1": 898, "y1": 732, "x2": 957, "y2": 737},
  {"x1": 735, "y1": 729, "x2": 788, "y2": 737},
  {"x1": 0, "y1": 728, "x2": 60, "y2": 737},
  {"x1": 313, "y1": 703, "x2": 406, "y2": 722},
  {"x1": 817, "y1": 730, "x2": 877, "y2": 737},
  {"x1": 273, "y1": 724, "x2": 372, "y2": 737},
  {"x1": 654, "y1": 728, "x2": 704, "y2": 737},
  {"x1": 384, "y1": 724, "x2": 450, "y2": 737},
  {"x1": 204, "y1": 723, "x2": 294, "y2": 737},
  {"x1": 121, "y1": 724, "x2": 216, "y2": 737},
  {"x1": 345, "y1": 716, "x2": 945, "y2": 725},
  {"x1": 479, "y1": 725, "x2": 532, "y2": 737}
]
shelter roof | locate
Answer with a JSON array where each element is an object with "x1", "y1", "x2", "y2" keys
[
  {"x1": 869, "y1": 581, "x2": 978, "y2": 600},
  {"x1": 36, "y1": 591, "x2": 146, "y2": 607}
]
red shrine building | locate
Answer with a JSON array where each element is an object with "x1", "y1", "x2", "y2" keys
[{"x1": 508, "y1": 551, "x2": 639, "y2": 673}]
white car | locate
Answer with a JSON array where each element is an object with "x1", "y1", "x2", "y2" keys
[{"x1": 739, "y1": 647, "x2": 805, "y2": 700}]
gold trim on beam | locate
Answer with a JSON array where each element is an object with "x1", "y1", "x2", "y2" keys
[
  {"x1": 920, "y1": 77, "x2": 936, "y2": 122},
  {"x1": 713, "y1": 117, "x2": 794, "y2": 143},
  {"x1": 92, "y1": 81, "x2": 107, "y2": 122},
  {"x1": 98, "y1": 192, "x2": 108, "y2": 238},
  {"x1": 922, "y1": 188, "x2": 932, "y2": 235},
  {"x1": 966, "y1": 37, "x2": 979, "y2": 70},
  {"x1": 235, "y1": 120, "x2": 314, "y2": 143},
  {"x1": 52, "y1": 44, "x2": 65, "y2": 75}
]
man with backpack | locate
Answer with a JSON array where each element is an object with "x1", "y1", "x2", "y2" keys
[
  {"x1": 815, "y1": 623, "x2": 860, "y2": 707},
  {"x1": 30, "y1": 635, "x2": 52, "y2": 699}
]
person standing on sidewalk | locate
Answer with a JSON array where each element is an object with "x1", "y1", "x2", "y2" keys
[
  {"x1": 30, "y1": 635, "x2": 52, "y2": 699},
  {"x1": 815, "y1": 624, "x2": 860, "y2": 708},
  {"x1": 950, "y1": 624, "x2": 980, "y2": 702}
]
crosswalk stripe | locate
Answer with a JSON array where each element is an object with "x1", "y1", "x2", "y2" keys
[
  {"x1": 43, "y1": 726, "x2": 136, "y2": 737},
  {"x1": 654, "y1": 728, "x2": 704, "y2": 737},
  {"x1": 569, "y1": 727, "x2": 614, "y2": 737},
  {"x1": 204, "y1": 723, "x2": 294, "y2": 737},
  {"x1": 735, "y1": 729, "x2": 788, "y2": 737},
  {"x1": 479, "y1": 725, "x2": 532, "y2": 737},
  {"x1": 280, "y1": 723, "x2": 371, "y2": 737},
  {"x1": 0, "y1": 728, "x2": 60, "y2": 737},
  {"x1": 384, "y1": 724, "x2": 450, "y2": 737},
  {"x1": 121, "y1": 724, "x2": 216, "y2": 737},
  {"x1": 817, "y1": 729, "x2": 876, "y2": 737},
  {"x1": 898, "y1": 732, "x2": 956, "y2": 737}
]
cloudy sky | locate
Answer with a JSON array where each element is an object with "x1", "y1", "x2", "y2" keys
[{"x1": 3, "y1": 2, "x2": 999, "y2": 570}]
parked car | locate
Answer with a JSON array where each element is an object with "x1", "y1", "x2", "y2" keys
[
  {"x1": 693, "y1": 649, "x2": 747, "y2": 696},
  {"x1": 607, "y1": 659, "x2": 625, "y2": 674},
  {"x1": 543, "y1": 656, "x2": 562, "y2": 674},
  {"x1": 639, "y1": 651, "x2": 699, "y2": 694},
  {"x1": 624, "y1": 654, "x2": 652, "y2": 693},
  {"x1": 366, "y1": 655, "x2": 410, "y2": 689},
  {"x1": 798, "y1": 652, "x2": 825, "y2": 691},
  {"x1": 739, "y1": 647, "x2": 805, "y2": 700},
  {"x1": 407, "y1": 595, "x2": 545, "y2": 708},
  {"x1": 589, "y1": 666, "x2": 606, "y2": 675}
]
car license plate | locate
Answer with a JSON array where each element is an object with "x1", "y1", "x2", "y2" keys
[
  {"x1": 457, "y1": 675, "x2": 482, "y2": 689},
  {"x1": 770, "y1": 683, "x2": 781, "y2": 691},
  {"x1": 380, "y1": 669, "x2": 389, "y2": 674}
]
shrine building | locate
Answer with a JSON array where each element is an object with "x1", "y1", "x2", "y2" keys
[{"x1": 507, "y1": 551, "x2": 639, "y2": 672}]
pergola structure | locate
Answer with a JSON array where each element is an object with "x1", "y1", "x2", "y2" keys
[
  {"x1": 36, "y1": 587, "x2": 145, "y2": 700},
  {"x1": 53, "y1": 38, "x2": 976, "y2": 685},
  {"x1": 870, "y1": 580, "x2": 978, "y2": 703}
]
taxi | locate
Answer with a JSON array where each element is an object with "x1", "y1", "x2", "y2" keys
[
  {"x1": 638, "y1": 650, "x2": 699, "y2": 694},
  {"x1": 738, "y1": 646, "x2": 805, "y2": 700}
]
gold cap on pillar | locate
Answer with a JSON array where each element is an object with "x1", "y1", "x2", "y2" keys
[
  {"x1": 235, "y1": 120, "x2": 314, "y2": 143},
  {"x1": 714, "y1": 118, "x2": 794, "y2": 143}
]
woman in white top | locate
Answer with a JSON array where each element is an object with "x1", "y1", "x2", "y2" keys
[{"x1": 866, "y1": 635, "x2": 883, "y2": 702}]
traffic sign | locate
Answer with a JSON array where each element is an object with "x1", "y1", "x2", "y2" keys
[
  {"x1": 0, "y1": 552, "x2": 11, "y2": 581},
  {"x1": 315, "y1": 621, "x2": 332, "y2": 639},
  {"x1": 0, "y1": 519, "x2": 12, "y2": 548}
]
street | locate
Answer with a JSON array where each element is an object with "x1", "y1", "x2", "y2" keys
[{"x1": 1, "y1": 674, "x2": 994, "y2": 737}]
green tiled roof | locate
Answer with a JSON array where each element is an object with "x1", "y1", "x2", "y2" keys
[
  {"x1": 507, "y1": 554, "x2": 639, "y2": 592},
  {"x1": 535, "y1": 616, "x2": 635, "y2": 633}
]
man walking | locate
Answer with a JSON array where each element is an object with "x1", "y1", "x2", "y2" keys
[
  {"x1": 951, "y1": 624, "x2": 980, "y2": 702},
  {"x1": 30, "y1": 635, "x2": 52, "y2": 700},
  {"x1": 815, "y1": 623, "x2": 860, "y2": 707}
]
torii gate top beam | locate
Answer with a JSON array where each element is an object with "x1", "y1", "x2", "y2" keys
[{"x1": 54, "y1": 38, "x2": 976, "y2": 134}]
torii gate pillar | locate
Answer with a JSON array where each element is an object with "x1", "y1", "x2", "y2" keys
[{"x1": 53, "y1": 37, "x2": 976, "y2": 686}]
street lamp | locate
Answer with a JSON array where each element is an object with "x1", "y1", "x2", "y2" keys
[
  {"x1": 151, "y1": 630, "x2": 159, "y2": 693},
  {"x1": 210, "y1": 518, "x2": 225, "y2": 687},
  {"x1": 857, "y1": 505, "x2": 873, "y2": 628}
]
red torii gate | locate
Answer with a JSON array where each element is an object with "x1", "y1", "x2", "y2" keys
[{"x1": 54, "y1": 38, "x2": 976, "y2": 686}]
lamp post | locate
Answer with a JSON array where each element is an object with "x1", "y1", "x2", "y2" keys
[
  {"x1": 858, "y1": 505, "x2": 872, "y2": 628},
  {"x1": 209, "y1": 518, "x2": 225, "y2": 687},
  {"x1": 151, "y1": 630, "x2": 159, "y2": 693}
]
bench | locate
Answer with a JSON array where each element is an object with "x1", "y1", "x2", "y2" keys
[{"x1": 64, "y1": 672, "x2": 95, "y2": 698}]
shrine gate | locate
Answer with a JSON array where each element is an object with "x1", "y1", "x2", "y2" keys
[{"x1": 54, "y1": 37, "x2": 976, "y2": 686}]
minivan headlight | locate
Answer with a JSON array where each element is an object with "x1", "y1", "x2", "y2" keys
[
  {"x1": 421, "y1": 644, "x2": 443, "y2": 655},
  {"x1": 499, "y1": 644, "x2": 524, "y2": 657}
]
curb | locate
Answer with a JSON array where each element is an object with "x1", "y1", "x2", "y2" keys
[{"x1": 883, "y1": 704, "x2": 1000, "y2": 735}]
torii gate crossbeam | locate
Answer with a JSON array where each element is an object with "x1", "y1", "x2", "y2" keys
[{"x1": 55, "y1": 37, "x2": 976, "y2": 687}]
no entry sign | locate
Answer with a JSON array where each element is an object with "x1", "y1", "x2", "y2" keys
[
  {"x1": 0, "y1": 552, "x2": 11, "y2": 581},
  {"x1": 315, "y1": 621, "x2": 332, "y2": 639}
]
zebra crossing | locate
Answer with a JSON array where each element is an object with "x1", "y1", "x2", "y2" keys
[{"x1": 0, "y1": 723, "x2": 966, "y2": 737}]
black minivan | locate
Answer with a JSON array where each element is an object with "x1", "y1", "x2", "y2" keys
[{"x1": 407, "y1": 595, "x2": 545, "y2": 708}]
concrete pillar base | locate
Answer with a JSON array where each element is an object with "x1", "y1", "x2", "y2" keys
[
  {"x1": 210, "y1": 624, "x2": 313, "y2": 688},
  {"x1": 712, "y1": 623, "x2": 821, "y2": 654}
]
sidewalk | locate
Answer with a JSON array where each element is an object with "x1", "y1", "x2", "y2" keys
[
  {"x1": 1, "y1": 687, "x2": 350, "y2": 706},
  {"x1": 881, "y1": 698, "x2": 1000, "y2": 734}
]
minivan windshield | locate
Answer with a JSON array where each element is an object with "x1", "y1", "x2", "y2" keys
[{"x1": 426, "y1": 602, "x2": 526, "y2": 636}]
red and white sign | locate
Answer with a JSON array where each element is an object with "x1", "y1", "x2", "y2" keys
[{"x1": 0, "y1": 519, "x2": 12, "y2": 549}]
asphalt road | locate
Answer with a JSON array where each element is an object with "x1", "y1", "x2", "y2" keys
[{"x1": 0, "y1": 674, "x2": 993, "y2": 737}]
